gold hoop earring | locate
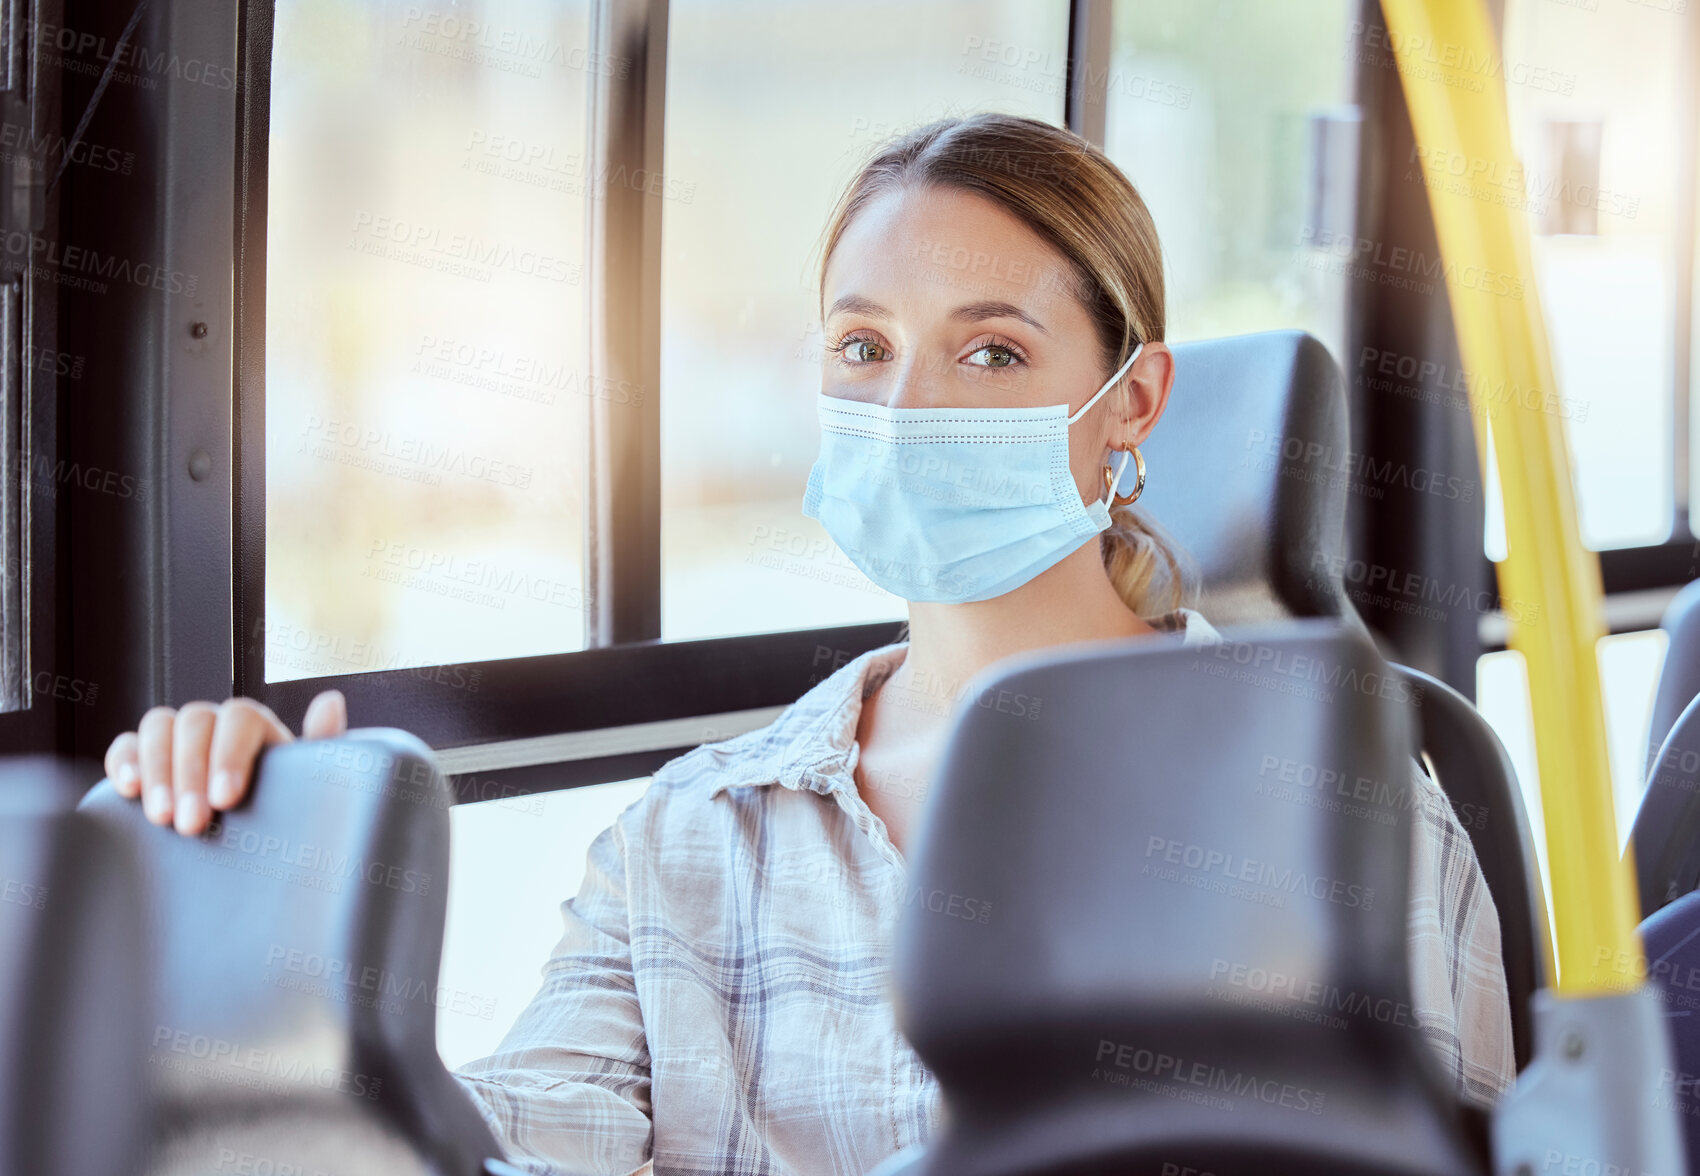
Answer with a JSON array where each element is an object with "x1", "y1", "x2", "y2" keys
[{"x1": 1103, "y1": 447, "x2": 1146, "y2": 507}]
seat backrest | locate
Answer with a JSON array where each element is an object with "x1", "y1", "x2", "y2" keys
[
  {"x1": 890, "y1": 622, "x2": 1486, "y2": 1176},
  {"x1": 1152, "y1": 333, "x2": 1536, "y2": 1070},
  {"x1": 1634, "y1": 888, "x2": 1700, "y2": 1173},
  {"x1": 1646, "y1": 579, "x2": 1700, "y2": 776},
  {"x1": 1629, "y1": 693, "x2": 1700, "y2": 919},
  {"x1": 1144, "y1": 331, "x2": 1356, "y2": 624},
  {"x1": 1395, "y1": 663, "x2": 1551, "y2": 1070},
  {"x1": 78, "y1": 729, "x2": 505, "y2": 1176},
  {"x1": 0, "y1": 758, "x2": 151, "y2": 1176}
]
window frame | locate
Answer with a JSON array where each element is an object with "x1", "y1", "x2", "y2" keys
[
  {"x1": 0, "y1": 0, "x2": 59, "y2": 751},
  {"x1": 23, "y1": 0, "x2": 239, "y2": 762}
]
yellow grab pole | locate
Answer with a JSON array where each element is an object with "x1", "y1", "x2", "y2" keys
[{"x1": 1376, "y1": 0, "x2": 1639, "y2": 991}]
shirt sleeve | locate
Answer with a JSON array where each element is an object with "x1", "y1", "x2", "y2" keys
[
  {"x1": 1404, "y1": 756, "x2": 1518, "y2": 1109},
  {"x1": 453, "y1": 814, "x2": 654, "y2": 1176}
]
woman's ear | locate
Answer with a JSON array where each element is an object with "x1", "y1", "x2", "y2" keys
[{"x1": 1119, "y1": 341, "x2": 1175, "y2": 448}]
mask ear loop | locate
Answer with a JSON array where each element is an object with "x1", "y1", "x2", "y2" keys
[
  {"x1": 1066, "y1": 340, "x2": 1145, "y2": 427},
  {"x1": 1099, "y1": 449, "x2": 1133, "y2": 509},
  {"x1": 1069, "y1": 341, "x2": 1145, "y2": 510}
]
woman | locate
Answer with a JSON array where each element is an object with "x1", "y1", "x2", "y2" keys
[{"x1": 103, "y1": 113, "x2": 1514, "y2": 1175}]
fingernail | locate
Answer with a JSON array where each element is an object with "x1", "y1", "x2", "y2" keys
[
  {"x1": 174, "y1": 794, "x2": 208, "y2": 835},
  {"x1": 209, "y1": 771, "x2": 235, "y2": 807},
  {"x1": 115, "y1": 763, "x2": 137, "y2": 792},
  {"x1": 144, "y1": 787, "x2": 172, "y2": 822}
]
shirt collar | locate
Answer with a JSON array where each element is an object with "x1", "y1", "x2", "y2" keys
[
  {"x1": 703, "y1": 640, "x2": 909, "y2": 798},
  {"x1": 700, "y1": 606, "x2": 1220, "y2": 799}
]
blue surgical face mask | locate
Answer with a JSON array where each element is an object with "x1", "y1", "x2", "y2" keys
[{"x1": 801, "y1": 343, "x2": 1144, "y2": 604}]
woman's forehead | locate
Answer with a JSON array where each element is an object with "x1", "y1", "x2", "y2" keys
[{"x1": 825, "y1": 186, "x2": 1080, "y2": 320}]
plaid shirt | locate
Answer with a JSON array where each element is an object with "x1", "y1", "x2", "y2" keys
[{"x1": 453, "y1": 608, "x2": 1515, "y2": 1176}]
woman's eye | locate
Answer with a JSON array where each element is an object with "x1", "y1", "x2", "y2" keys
[
  {"x1": 838, "y1": 338, "x2": 889, "y2": 363},
  {"x1": 965, "y1": 344, "x2": 1020, "y2": 368}
]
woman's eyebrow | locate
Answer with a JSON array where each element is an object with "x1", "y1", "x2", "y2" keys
[
  {"x1": 949, "y1": 300, "x2": 1050, "y2": 336},
  {"x1": 824, "y1": 295, "x2": 1051, "y2": 337},
  {"x1": 825, "y1": 294, "x2": 890, "y2": 320}
]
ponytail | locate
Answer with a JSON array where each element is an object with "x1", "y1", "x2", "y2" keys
[{"x1": 1101, "y1": 503, "x2": 1194, "y2": 618}]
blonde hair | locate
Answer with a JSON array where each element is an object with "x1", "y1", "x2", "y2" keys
[{"x1": 815, "y1": 112, "x2": 1192, "y2": 617}]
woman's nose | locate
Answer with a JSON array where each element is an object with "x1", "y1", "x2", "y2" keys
[{"x1": 885, "y1": 357, "x2": 949, "y2": 411}]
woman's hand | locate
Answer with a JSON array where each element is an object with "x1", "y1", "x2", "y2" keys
[{"x1": 103, "y1": 690, "x2": 348, "y2": 836}]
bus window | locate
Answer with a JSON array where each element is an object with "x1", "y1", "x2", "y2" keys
[
  {"x1": 1480, "y1": 629, "x2": 1671, "y2": 934},
  {"x1": 1500, "y1": 0, "x2": 1682, "y2": 549},
  {"x1": 657, "y1": 0, "x2": 1070, "y2": 641},
  {"x1": 264, "y1": 0, "x2": 593, "y2": 682},
  {"x1": 438, "y1": 775, "x2": 648, "y2": 1069},
  {"x1": 1103, "y1": 0, "x2": 1359, "y2": 359}
]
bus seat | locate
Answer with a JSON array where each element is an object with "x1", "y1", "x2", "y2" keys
[
  {"x1": 1644, "y1": 579, "x2": 1700, "y2": 778},
  {"x1": 1628, "y1": 692, "x2": 1700, "y2": 918},
  {"x1": 1146, "y1": 330, "x2": 1357, "y2": 625},
  {"x1": 0, "y1": 758, "x2": 151, "y2": 1176},
  {"x1": 1394, "y1": 664, "x2": 1550, "y2": 1071},
  {"x1": 880, "y1": 622, "x2": 1487, "y2": 1176},
  {"x1": 77, "y1": 730, "x2": 514, "y2": 1176},
  {"x1": 1634, "y1": 887, "x2": 1700, "y2": 1172},
  {"x1": 1157, "y1": 331, "x2": 1543, "y2": 1070}
]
